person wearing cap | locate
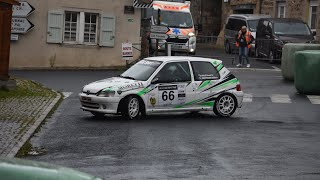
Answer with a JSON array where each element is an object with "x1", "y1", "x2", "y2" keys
[{"x1": 235, "y1": 26, "x2": 254, "y2": 68}]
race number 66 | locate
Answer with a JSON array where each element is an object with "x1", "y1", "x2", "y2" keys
[{"x1": 162, "y1": 91, "x2": 175, "y2": 101}]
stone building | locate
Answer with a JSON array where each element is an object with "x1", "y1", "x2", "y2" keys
[
  {"x1": 191, "y1": 0, "x2": 319, "y2": 38},
  {"x1": 10, "y1": 0, "x2": 141, "y2": 69}
]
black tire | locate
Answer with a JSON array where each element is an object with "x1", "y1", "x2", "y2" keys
[
  {"x1": 213, "y1": 94, "x2": 237, "y2": 117},
  {"x1": 91, "y1": 112, "x2": 105, "y2": 118},
  {"x1": 121, "y1": 96, "x2": 140, "y2": 120},
  {"x1": 225, "y1": 41, "x2": 231, "y2": 54}
]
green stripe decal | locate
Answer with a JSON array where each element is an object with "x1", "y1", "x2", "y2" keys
[
  {"x1": 198, "y1": 80, "x2": 211, "y2": 90},
  {"x1": 217, "y1": 64, "x2": 224, "y2": 71},
  {"x1": 200, "y1": 101, "x2": 215, "y2": 107},
  {"x1": 137, "y1": 88, "x2": 149, "y2": 96}
]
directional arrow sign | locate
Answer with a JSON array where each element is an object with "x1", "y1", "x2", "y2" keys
[
  {"x1": 150, "y1": 33, "x2": 169, "y2": 40},
  {"x1": 151, "y1": 25, "x2": 170, "y2": 33},
  {"x1": 11, "y1": 18, "x2": 34, "y2": 34},
  {"x1": 12, "y1": 1, "x2": 35, "y2": 17}
]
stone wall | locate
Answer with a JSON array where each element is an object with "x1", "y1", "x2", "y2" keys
[{"x1": 286, "y1": 0, "x2": 308, "y2": 21}]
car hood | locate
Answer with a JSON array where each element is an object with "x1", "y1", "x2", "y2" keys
[
  {"x1": 83, "y1": 77, "x2": 145, "y2": 94},
  {"x1": 278, "y1": 35, "x2": 314, "y2": 43}
]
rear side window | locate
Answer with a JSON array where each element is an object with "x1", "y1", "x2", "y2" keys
[
  {"x1": 191, "y1": 61, "x2": 220, "y2": 81},
  {"x1": 227, "y1": 18, "x2": 247, "y2": 31}
]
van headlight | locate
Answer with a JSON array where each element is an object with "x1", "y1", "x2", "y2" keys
[
  {"x1": 97, "y1": 90, "x2": 115, "y2": 97},
  {"x1": 188, "y1": 32, "x2": 195, "y2": 37}
]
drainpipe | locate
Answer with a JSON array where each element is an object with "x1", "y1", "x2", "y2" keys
[{"x1": 259, "y1": 0, "x2": 263, "y2": 14}]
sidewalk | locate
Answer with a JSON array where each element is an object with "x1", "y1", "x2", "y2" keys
[{"x1": 0, "y1": 78, "x2": 61, "y2": 157}]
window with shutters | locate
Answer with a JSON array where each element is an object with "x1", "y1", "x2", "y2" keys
[
  {"x1": 308, "y1": 1, "x2": 318, "y2": 31},
  {"x1": 47, "y1": 10, "x2": 115, "y2": 47},
  {"x1": 63, "y1": 11, "x2": 98, "y2": 45}
]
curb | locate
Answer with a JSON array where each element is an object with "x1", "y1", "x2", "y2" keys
[{"x1": 6, "y1": 92, "x2": 62, "y2": 158}]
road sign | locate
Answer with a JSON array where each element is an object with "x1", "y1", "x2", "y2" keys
[
  {"x1": 151, "y1": 25, "x2": 170, "y2": 33},
  {"x1": 122, "y1": 43, "x2": 133, "y2": 60},
  {"x1": 11, "y1": 34, "x2": 19, "y2": 41},
  {"x1": 150, "y1": 33, "x2": 169, "y2": 40},
  {"x1": 11, "y1": 17, "x2": 34, "y2": 34},
  {"x1": 12, "y1": 1, "x2": 35, "y2": 17}
]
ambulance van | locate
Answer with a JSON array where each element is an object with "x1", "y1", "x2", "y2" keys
[{"x1": 147, "y1": 1, "x2": 196, "y2": 55}]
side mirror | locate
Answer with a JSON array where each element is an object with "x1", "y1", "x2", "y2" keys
[{"x1": 151, "y1": 78, "x2": 159, "y2": 84}]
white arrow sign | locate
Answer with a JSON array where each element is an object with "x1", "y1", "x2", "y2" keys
[
  {"x1": 150, "y1": 33, "x2": 169, "y2": 40},
  {"x1": 151, "y1": 25, "x2": 170, "y2": 33},
  {"x1": 12, "y1": 1, "x2": 35, "y2": 17},
  {"x1": 11, "y1": 18, "x2": 34, "y2": 34}
]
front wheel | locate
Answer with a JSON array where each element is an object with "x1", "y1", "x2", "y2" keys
[
  {"x1": 121, "y1": 96, "x2": 140, "y2": 120},
  {"x1": 213, "y1": 94, "x2": 237, "y2": 117}
]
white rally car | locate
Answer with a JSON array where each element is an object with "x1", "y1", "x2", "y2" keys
[{"x1": 79, "y1": 57, "x2": 244, "y2": 119}]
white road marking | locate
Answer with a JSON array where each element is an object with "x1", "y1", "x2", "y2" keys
[
  {"x1": 307, "y1": 95, "x2": 320, "y2": 105},
  {"x1": 270, "y1": 94, "x2": 292, "y2": 103},
  {"x1": 272, "y1": 66, "x2": 281, "y2": 71},
  {"x1": 62, "y1": 92, "x2": 73, "y2": 99},
  {"x1": 243, "y1": 93, "x2": 253, "y2": 103}
]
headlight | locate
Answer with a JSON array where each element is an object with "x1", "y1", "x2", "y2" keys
[
  {"x1": 188, "y1": 32, "x2": 195, "y2": 37},
  {"x1": 97, "y1": 90, "x2": 115, "y2": 97}
]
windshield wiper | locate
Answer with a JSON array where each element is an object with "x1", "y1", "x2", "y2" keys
[{"x1": 119, "y1": 75, "x2": 135, "y2": 80}]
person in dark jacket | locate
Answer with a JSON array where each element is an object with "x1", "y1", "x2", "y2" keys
[{"x1": 235, "y1": 26, "x2": 254, "y2": 68}]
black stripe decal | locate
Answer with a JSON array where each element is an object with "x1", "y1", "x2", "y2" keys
[{"x1": 201, "y1": 74, "x2": 236, "y2": 93}]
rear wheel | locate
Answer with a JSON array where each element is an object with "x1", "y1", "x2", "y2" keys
[
  {"x1": 213, "y1": 94, "x2": 237, "y2": 117},
  {"x1": 121, "y1": 96, "x2": 140, "y2": 120}
]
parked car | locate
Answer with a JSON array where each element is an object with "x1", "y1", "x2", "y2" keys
[
  {"x1": 224, "y1": 14, "x2": 271, "y2": 55},
  {"x1": 79, "y1": 57, "x2": 244, "y2": 119},
  {"x1": 256, "y1": 18, "x2": 315, "y2": 63},
  {"x1": 0, "y1": 157, "x2": 103, "y2": 180}
]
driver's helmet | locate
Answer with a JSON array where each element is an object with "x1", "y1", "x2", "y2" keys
[{"x1": 167, "y1": 65, "x2": 177, "y2": 75}]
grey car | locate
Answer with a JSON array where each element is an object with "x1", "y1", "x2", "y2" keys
[{"x1": 224, "y1": 14, "x2": 271, "y2": 55}]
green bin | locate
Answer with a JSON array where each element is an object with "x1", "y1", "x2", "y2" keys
[
  {"x1": 294, "y1": 50, "x2": 320, "y2": 95},
  {"x1": 281, "y1": 43, "x2": 320, "y2": 81}
]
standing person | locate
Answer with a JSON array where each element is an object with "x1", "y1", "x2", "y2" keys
[{"x1": 235, "y1": 26, "x2": 254, "y2": 68}]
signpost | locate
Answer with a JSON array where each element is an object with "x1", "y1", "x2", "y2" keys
[
  {"x1": 151, "y1": 25, "x2": 170, "y2": 34},
  {"x1": 11, "y1": 17, "x2": 34, "y2": 34},
  {"x1": 122, "y1": 43, "x2": 133, "y2": 61},
  {"x1": 10, "y1": 34, "x2": 19, "y2": 41},
  {"x1": 150, "y1": 33, "x2": 169, "y2": 40},
  {"x1": 12, "y1": 1, "x2": 35, "y2": 17}
]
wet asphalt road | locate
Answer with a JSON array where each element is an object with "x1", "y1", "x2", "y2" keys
[{"x1": 11, "y1": 53, "x2": 320, "y2": 179}]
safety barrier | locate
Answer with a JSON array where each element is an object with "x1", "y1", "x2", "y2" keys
[
  {"x1": 281, "y1": 43, "x2": 320, "y2": 81},
  {"x1": 294, "y1": 50, "x2": 320, "y2": 95}
]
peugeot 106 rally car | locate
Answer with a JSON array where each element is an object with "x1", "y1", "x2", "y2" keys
[{"x1": 79, "y1": 57, "x2": 244, "y2": 119}]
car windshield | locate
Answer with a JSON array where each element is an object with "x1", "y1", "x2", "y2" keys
[
  {"x1": 248, "y1": 20, "x2": 259, "y2": 32},
  {"x1": 154, "y1": 11, "x2": 193, "y2": 28},
  {"x1": 274, "y1": 22, "x2": 311, "y2": 35},
  {"x1": 120, "y1": 60, "x2": 162, "y2": 81}
]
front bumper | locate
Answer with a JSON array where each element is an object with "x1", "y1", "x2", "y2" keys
[{"x1": 79, "y1": 93, "x2": 121, "y2": 114}]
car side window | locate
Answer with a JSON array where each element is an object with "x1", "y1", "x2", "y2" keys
[
  {"x1": 155, "y1": 62, "x2": 191, "y2": 83},
  {"x1": 191, "y1": 61, "x2": 220, "y2": 81}
]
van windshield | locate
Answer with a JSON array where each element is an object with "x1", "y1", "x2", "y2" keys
[
  {"x1": 154, "y1": 11, "x2": 193, "y2": 28},
  {"x1": 274, "y1": 22, "x2": 311, "y2": 36},
  {"x1": 248, "y1": 20, "x2": 258, "y2": 32}
]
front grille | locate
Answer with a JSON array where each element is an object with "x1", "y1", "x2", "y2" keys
[
  {"x1": 167, "y1": 38, "x2": 189, "y2": 44},
  {"x1": 81, "y1": 101, "x2": 99, "y2": 109},
  {"x1": 82, "y1": 91, "x2": 97, "y2": 95}
]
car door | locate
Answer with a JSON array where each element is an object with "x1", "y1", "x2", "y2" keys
[
  {"x1": 150, "y1": 61, "x2": 193, "y2": 109},
  {"x1": 189, "y1": 61, "x2": 221, "y2": 107}
]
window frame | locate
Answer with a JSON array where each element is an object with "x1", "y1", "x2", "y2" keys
[
  {"x1": 191, "y1": 61, "x2": 220, "y2": 81},
  {"x1": 308, "y1": 0, "x2": 318, "y2": 31},
  {"x1": 62, "y1": 11, "x2": 99, "y2": 45},
  {"x1": 277, "y1": 2, "x2": 286, "y2": 18},
  {"x1": 152, "y1": 61, "x2": 192, "y2": 84}
]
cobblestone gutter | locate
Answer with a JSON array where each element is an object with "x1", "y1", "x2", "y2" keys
[{"x1": 0, "y1": 79, "x2": 61, "y2": 157}]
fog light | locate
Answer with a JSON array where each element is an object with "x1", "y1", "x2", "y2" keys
[{"x1": 190, "y1": 49, "x2": 195, "y2": 52}]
